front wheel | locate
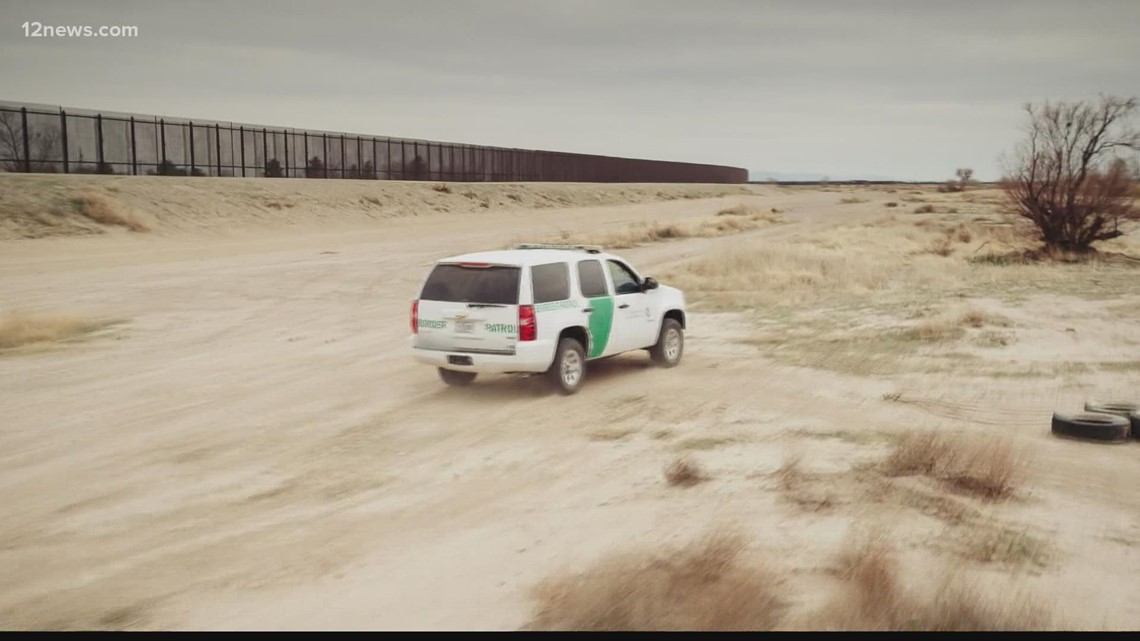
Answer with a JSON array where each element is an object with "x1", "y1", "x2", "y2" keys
[
  {"x1": 438, "y1": 368, "x2": 477, "y2": 387},
  {"x1": 649, "y1": 319, "x2": 684, "y2": 367},
  {"x1": 548, "y1": 338, "x2": 586, "y2": 395}
]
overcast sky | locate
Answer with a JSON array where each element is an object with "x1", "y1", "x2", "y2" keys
[{"x1": 2, "y1": 0, "x2": 1138, "y2": 180}]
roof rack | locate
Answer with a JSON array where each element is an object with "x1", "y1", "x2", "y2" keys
[{"x1": 513, "y1": 243, "x2": 604, "y2": 254}]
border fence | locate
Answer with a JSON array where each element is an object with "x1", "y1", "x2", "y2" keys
[{"x1": 0, "y1": 101, "x2": 747, "y2": 184}]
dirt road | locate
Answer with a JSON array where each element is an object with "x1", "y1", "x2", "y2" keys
[{"x1": 2, "y1": 185, "x2": 1138, "y2": 629}]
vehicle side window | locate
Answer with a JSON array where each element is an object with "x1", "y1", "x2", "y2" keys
[
  {"x1": 531, "y1": 262, "x2": 570, "y2": 303},
  {"x1": 577, "y1": 260, "x2": 608, "y2": 298},
  {"x1": 607, "y1": 260, "x2": 641, "y2": 295}
]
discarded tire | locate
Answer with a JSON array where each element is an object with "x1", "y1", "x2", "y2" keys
[
  {"x1": 1134, "y1": 413, "x2": 1140, "y2": 440},
  {"x1": 1052, "y1": 412, "x2": 1131, "y2": 442}
]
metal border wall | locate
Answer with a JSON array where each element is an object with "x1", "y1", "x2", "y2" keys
[{"x1": 0, "y1": 101, "x2": 747, "y2": 183}]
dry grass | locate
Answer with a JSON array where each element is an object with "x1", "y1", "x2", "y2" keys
[
  {"x1": 264, "y1": 199, "x2": 294, "y2": 210},
  {"x1": 885, "y1": 201, "x2": 899, "y2": 207},
  {"x1": 928, "y1": 236, "x2": 954, "y2": 256},
  {"x1": 840, "y1": 197, "x2": 869, "y2": 204},
  {"x1": 962, "y1": 522, "x2": 1054, "y2": 569},
  {"x1": 672, "y1": 434, "x2": 741, "y2": 451},
  {"x1": 665, "y1": 457, "x2": 708, "y2": 486},
  {"x1": 914, "y1": 204, "x2": 937, "y2": 214},
  {"x1": 880, "y1": 432, "x2": 1028, "y2": 500},
  {"x1": 774, "y1": 453, "x2": 805, "y2": 492},
  {"x1": 0, "y1": 311, "x2": 114, "y2": 350},
  {"x1": 903, "y1": 309, "x2": 1012, "y2": 341},
  {"x1": 773, "y1": 452, "x2": 837, "y2": 511},
  {"x1": 588, "y1": 427, "x2": 637, "y2": 442},
  {"x1": 71, "y1": 192, "x2": 151, "y2": 232},
  {"x1": 538, "y1": 212, "x2": 781, "y2": 250},
  {"x1": 902, "y1": 319, "x2": 966, "y2": 342},
  {"x1": 716, "y1": 204, "x2": 755, "y2": 216},
  {"x1": 526, "y1": 530, "x2": 784, "y2": 631},
  {"x1": 812, "y1": 537, "x2": 1056, "y2": 630},
  {"x1": 431, "y1": 183, "x2": 452, "y2": 194}
]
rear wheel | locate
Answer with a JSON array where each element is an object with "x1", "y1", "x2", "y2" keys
[
  {"x1": 650, "y1": 319, "x2": 684, "y2": 367},
  {"x1": 548, "y1": 338, "x2": 586, "y2": 395},
  {"x1": 438, "y1": 368, "x2": 476, "y2": 387}
]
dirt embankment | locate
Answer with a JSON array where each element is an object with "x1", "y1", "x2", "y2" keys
[{"x1": 0, "y1": 174, "x2": 759, "y2": 240}]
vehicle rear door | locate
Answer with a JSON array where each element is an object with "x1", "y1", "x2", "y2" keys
[{"x1": 414, "y1": 262, "x2": 521, "y2": 355}]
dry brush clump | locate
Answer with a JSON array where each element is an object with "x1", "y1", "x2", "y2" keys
[
  {"x1": 880, "y1": 432, "x2": 1028, "y2": 500},
  {"x1": 0, "y1": 310, "x2": 114, "y2": 350},
  {"x1": 665, "y1": 457, "x2": 708, "y2": 486},
  {"x1": 544, "y1": 213, "x2": 780, "y2": 250},
  {"x1": 526, "y1": 530, "x2": 784, "y2": 631},
  {"x1": 811, "y1": 536, "x2": 1056, "y2": 631},
  {"x1": 71, "y1": 192, "x2": 151, "y2": 232}
]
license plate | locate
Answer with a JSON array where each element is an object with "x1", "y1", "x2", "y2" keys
[{"x1": 454, "y1": 320, "x2": 476, "y2": 334}]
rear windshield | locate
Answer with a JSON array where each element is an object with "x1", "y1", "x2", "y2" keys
[{"x1": 420, "y1": 264, "x2": 520, "y2": 304}]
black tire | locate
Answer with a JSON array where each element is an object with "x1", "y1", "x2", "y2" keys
[
  {"x1": 438, "y1": 368, "x2": 476, "y2": 387},
  {"x1": 1051, "y1": 412, "x2": 1130, "y2": 443},
  {"x1": 1133, "y1": 413, "x2": 1140, "y2": 440},
  {"x1": 649, "y1": 318, "x2": 684, "y2": 368},
  {"x1": 548, "y1": 338, "x2": 586, "y2": 395}
]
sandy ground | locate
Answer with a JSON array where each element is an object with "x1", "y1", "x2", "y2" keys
[{"x1": 1, "y1": 178, "x2": 1139, "y2": 630}]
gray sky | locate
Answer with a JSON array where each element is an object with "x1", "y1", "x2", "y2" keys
[{"x1": 2, "y1": 0, "x2": 1138, "y2": 180}]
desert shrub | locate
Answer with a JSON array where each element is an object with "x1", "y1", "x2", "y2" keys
[
  {"x1": 665, "y1": 457, "x2": 707, "y2": 486},
  {"x1": 527, "y1": 531, "x2": 783, "y2": 631},
  {"x1": 70, "y1": 192, "x2": 150, "y2": 232},
  {"x1": 881, "y1": 432, "x2": 1027, "y2": 499}
]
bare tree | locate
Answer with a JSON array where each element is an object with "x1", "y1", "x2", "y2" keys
[
  {"x1": 0, "y1": 111, "x2": 23, "y2": 171},
  {"x1": 0, "y1": 111, "x2": 61, "y2": 173},
  {"x1": 955, "y1": 167, "x2": 973, "y2": 189},
  {"x1": 1001, "y1": 95, "x2": 1140, "y2": 252}
]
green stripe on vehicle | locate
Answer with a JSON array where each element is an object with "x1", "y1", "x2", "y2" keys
[{"x1": 586, "y1": 296, "x2": 613, "y2": 358}]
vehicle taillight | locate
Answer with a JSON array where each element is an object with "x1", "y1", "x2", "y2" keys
[
  {"x1": 518, "y1": 305, "x2": 536, "y2": 342},
  {"x1": 410, "y1": 300, "x2": 419, "y2": 335}
]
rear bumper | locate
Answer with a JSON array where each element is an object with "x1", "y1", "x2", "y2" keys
[{"x1": 411, "y1": 339, "x2": 556, "y2": 374}]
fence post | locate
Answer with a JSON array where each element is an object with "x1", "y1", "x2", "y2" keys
[
  {"x1": 322, "y1": 134, "x2": 328, "y2": 178},
  {"x1": 284, "y1": 130, "x2": 289, "y2": 178},
  {"x1": 239, "y1": 127, "x2": 246, "y2": 177},
  {"x1": 262, "y1": 128, "x2": 269, "y2": 177},
  {"x1": 215, "y1": 124, "x2": 222, "y2": 176},
  {"x1": 188, "y1": 122, "x2": 195, "y2": 174},
  {"x1": 20, "y1": 107, "x2": 31, "y2": 172},
  {"x1": 372, "y1": 138, "x2": 378, "y2": 179},
  {"x1": 59, "y1": 109, "x2": 69, "y2": 173},
  {"x1": 95, "y1": 113, "x2": 105, "y2": 171},
  {"x1": 129, "y1": 116, "x2": 137, "y2": 175},
  {"x1": 159, "y1": 119, "x2": 167, "y2": 171},
  {"x1": 303, "y1": 132, "x2": 309, "y2": 177}
]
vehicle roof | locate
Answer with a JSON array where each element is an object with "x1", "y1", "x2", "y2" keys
[{"x1": 437, "y1": 248, "x2": 623, "y2": 267}]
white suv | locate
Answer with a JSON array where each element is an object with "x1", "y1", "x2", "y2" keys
[{"x1": 410, "y1": 244, "x2": 687, "y2": 394}]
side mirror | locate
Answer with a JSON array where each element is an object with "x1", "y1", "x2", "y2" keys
[{"x1": 641, "y1": 277, "x2": 659, "y2": 291}]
